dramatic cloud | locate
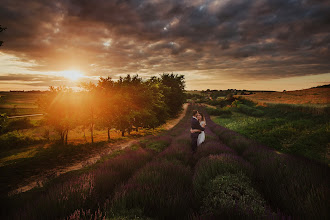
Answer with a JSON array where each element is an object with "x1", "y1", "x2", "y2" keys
[{"x1": 0, "y1": 0, "x2": 330, "y2": 90}]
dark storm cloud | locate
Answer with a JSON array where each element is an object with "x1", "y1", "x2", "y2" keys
[{"x1": 1, "y1": 0, "x2": 330, "y2": 82}]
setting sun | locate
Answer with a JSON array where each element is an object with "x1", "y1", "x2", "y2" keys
[{"x1": 61, "y1": 70, "x2": 84, "y2": 81}]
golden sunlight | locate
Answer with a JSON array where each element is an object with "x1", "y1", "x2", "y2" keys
[{"x1": 61, "y1": 70, "x2": 84, "y2": 81}]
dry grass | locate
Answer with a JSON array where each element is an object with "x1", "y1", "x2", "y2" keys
[{"x1": 238, "y1": 88, "x2": 330, "y2": 105}]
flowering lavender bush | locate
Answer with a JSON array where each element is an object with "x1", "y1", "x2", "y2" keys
[
  {"x1": 200, "y1": 172, "x2": 267, "y2": 219},
  {"x1": 12, "y1": 147, "x2": 153, "y2": 220},
  {"x1": 193, "y1": 140, "x2": 236, "y2": 163},
  {"x1": 110, "y1": 159, "x2": 194, "y2": 219},
  {"x1": 193, "y1": 154, "x2": 254, "y2": 200},
  {"x1": 140, "y1": 135, "x2": 172, "y2": 152}
]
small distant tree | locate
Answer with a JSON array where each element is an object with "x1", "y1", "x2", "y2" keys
[{"x1": 225, "y1": 93, "x2": 234, "y2": 102}]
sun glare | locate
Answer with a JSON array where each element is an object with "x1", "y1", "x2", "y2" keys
[{"x1": 61, "y1": 70, "x2": 84, "y2": 81}]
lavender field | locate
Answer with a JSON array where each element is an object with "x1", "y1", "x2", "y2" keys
[{"x1": 1, "y1": 103, "x2": 329, "y2": 219}]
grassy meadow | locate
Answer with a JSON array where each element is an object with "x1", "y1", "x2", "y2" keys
[{"x1": 204, "y1": 87, "x2": 330, "y2": 165}]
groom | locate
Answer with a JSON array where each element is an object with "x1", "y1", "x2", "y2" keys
[{"x1": 191, "y1": 110, "x2": 205, "y2": 153}]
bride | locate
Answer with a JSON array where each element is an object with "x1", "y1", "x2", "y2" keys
[{"x1": 191, "y1": 112, "x2": 206, "y2": 146}]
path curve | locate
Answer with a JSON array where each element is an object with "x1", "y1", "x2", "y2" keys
[{"x1": 8, "y1": 103, "x2": 189, "y2": 196}]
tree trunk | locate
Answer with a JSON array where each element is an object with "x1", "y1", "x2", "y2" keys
[
  {"x1": 65, "y1": 130, "x2": 68, "y2": 145},
  {"x1": 121, "y1": 130, "x2": 125, "y2": 137},
  {"x1": 91, "y1": 124, "x2": 94, "y2": 144},
  {"x1": 135, "y1": 127, "x2": 138, "y2": 132},
  {"x1": 60, "y1": 131, "x2": 65, "y2": 145},
  {"x1": 107, "y1": 128, "x2": 111, "y2": 142}
]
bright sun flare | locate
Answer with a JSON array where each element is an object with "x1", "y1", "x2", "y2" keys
[{"x1": 62, "y1": 70, "x2": 84, "y2": 81}]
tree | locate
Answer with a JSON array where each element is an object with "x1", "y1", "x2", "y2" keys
[
  {"x1": 79, "y1": 82, "x2": 100, "y2": 144},
  {"x1": 159, "y1": 73, "x2": 186, "y2": 117},
  {"x1": 37, "y1": 86, "x2": 79, "y2": 145},
  {"x1": 97, "y1": 77, "x2": 118, "y2": 141}
]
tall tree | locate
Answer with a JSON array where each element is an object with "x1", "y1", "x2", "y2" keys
[
  {"x1": 79, "y1": 82, "x2": 99, "y2": 144},
  {"x1": 160, "y1": 73, "x2": 186, "y2": 117},
  {"x1": 37, "y1": 87, "x2": 79, "y2": 145}
]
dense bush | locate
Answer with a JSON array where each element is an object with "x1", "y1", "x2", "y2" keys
[
  {"x1": 200, "y1": 172, "x2": 267, "y2": 219},
  {"x1": 193, "y1": 140, "x2": 236, "y2": 162},
  {"x1": 236, "y1": 104, "x2": 264, "y2": 117},
  {"x1": 158, "y1": 143, "x2": 192, "y2": 166},
  {"x1": 110, "y1": 159, "x2": 194, "y2": 219},
  {"x1": 205, "y1": 107, "x2": 232, "y2": 117},
  {"x1": 141, "y1": 135, "x2": 172, "y2": 153},
  {"x1": 0, "y1": 132, "x2": 42, "y2": 151},
  {"x1": 2, "y1": 118, "x2": 34, "y2": 133},
  {"x1": 193, "y1": 154, "x2": 253, "y2": 200}
]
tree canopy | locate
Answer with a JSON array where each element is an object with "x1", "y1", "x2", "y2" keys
[{"x1": 38, "y1": 74, "x2": 186, "y2": 144}]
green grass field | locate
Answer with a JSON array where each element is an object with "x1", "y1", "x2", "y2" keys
[{"x1": 210, "y1": 103, "x2": 330, "y2": 165}]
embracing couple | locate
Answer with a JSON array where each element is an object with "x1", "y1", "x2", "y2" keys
[{"x1": 190, "y1": 110, "x2": 206, "y2": 153}]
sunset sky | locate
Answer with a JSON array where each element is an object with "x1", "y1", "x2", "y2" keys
[{"x1": 0, "y1": 0, "x2": 329, "y2": 91}]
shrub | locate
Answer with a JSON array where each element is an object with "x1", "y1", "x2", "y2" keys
[
  {"x1": 193, "y1": 141, "x2": 236, "y2": 162},
  {"x1": 205, "y1": 107, "x2": 232, "y2": 117},
  {"x1": 236, "y1": 104, "x2": 264, "y2": 117},
  {"x1": 3, "y1": 118, "x2": 34, "y2": 133},
  {"x1": 93, "y1": 148, "x2": 153, "y2": 202},
  {"x1": 193, "y1": 154, "x2": 253, "y2": 200},
  {"x1": 158, "y1": 143, "x2": 193, "y2": 166},
  {"x1": 200, "y1": 172, "x2": 267, "y2": 219},
  {"x1": 111, "y1": 159, "x2": 194, "y2": 219},
  {"x1": 141, "y1": 135, "x2": 172, "y2": 152},
  {"x1": 0, "y1": 132, "x2": 41, "y2": 151},
  {"x1": 225, "y1": 136, "x2": 253, "y2": 155}
]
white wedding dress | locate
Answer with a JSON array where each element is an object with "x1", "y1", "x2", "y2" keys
[{"x1": 197, "y1": 121, "x2": 206, "y2": 146}]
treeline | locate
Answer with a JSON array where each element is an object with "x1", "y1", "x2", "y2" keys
[{"x1": 38, "y1": 74, "x2": 185, "y2": 145}]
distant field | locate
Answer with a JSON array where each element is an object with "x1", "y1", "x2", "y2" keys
[
  {"x1": 0, "y1": 92, "x2": 44, "y2": 116},
  {"x1": 185, "y1": 90, "x2": 203, "y2": 95},
  {"x1": 239, "y1": 87, "x2": 330, "y2": 104}
]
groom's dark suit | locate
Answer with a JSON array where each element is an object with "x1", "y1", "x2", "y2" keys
[{"x1": 191, "y1": 117, "x2": 205, "y2": 152}]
